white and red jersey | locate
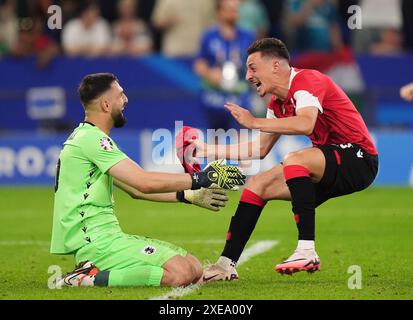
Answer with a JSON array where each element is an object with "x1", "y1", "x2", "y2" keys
[{"x1": 267, "y1": 68, "x2": 378, "y2": 155}]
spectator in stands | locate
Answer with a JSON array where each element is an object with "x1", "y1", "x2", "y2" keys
[
  {"x1": 62, "y1": 0, "x2": 112, "y2": 57},
  {"x1": 151, "y1": 0, "x2": 215, "y2": 57},
  {"x1": 0, "y1": 0, "x2": 18, "y2": 56},
  {"x1": 134, "y1": 0, "x2": 161, "y2": 52},
  {"x1": 110, "y1": 0, "x2": 153, "y2": 56},
  {"x1": 336, "y1": 0, "x2": 359, "y2": 46},
  {"x1": 287, "y1": 0, "x2": 343, "y2": 53},
  {"x1": 353, "y1": 0, "x2": 402, "y2": 53},
  {"x1": 238, "y1": 0, "x2": 269, "y2": 39},
  {"x1": 400, "y1": 82, "x2": 413, "y2": 102},
  {"x1": 9, "y1": 16, "x2": 60, "y2": 69},
  {"x1": 47, "y1": 0, "x2": 79, "y2": 44},
  {"x1": 370, "y1": 27, "x2": 403, "y2": 56},
  {"x1": 193, "y1": 0, "x2": 255, "y2": 130}
]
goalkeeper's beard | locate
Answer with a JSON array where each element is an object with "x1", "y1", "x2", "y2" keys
[{"x1": 112, "y1": 109, "x2": 127, "y2": 128}]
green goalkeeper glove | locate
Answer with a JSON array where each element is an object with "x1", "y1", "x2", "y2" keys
[
  {"x1": 177, "y1": 187, "x2": 229, "y2": 212},
  {"x1": 190, "y1": 159, "x2": 246, "y2": 190}
]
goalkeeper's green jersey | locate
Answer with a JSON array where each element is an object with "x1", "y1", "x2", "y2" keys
[{"x1": 51, "y1": 122, "x2": 128, "y2": 254}]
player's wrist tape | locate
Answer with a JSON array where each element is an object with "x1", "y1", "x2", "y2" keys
[
  {"x1": 176, "y1": 191, "x2": 191, "y2": 204},
  {"x1": 190, "y1": 172, "x2": 210, "y2": 190}
]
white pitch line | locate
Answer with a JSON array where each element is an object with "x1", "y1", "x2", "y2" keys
[
  {"x1": 0, "y1": 240, "x2": 50, "y2": 246},
  {"x1": 150, "y1": 240, "x2": 279, "y2": 300}
]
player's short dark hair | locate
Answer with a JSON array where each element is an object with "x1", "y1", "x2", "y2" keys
[
  {"x1": 78, "y1": 73, "x2": 118, "y2": 107},
  {"x1": 247, "y1": 38, "x2": 290, "y2": 62}
]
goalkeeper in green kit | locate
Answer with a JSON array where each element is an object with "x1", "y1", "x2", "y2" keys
[{"x1": 51, "y1": 73, "x2": 245, "y2": 288}]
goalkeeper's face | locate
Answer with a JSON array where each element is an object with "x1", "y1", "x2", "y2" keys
[{"x1": 107, "y1": 81, "x2": 128, "y2": 128}]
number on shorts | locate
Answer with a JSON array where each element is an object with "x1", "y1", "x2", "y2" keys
[{"x1": 339, "y1": 143, "x2": 353, "y2": 149}]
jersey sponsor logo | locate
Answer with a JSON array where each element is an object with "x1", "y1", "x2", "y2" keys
[
  {"x1": 142, "y1": 245, "x2": 156, "y2": 255},
  {"x1": 99, "y1": 137, "x2": 114, "y2": 151}
]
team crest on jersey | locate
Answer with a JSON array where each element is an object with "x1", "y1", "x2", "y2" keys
[
  {"x1": 142, "y1": 245, "x2": 156, "y2": 255},
  {"x1": 99, "y1": 137, "x2": 114, "y2": 151}
]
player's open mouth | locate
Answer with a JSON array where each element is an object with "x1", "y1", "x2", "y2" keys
[{"x1": 255, "y1": 81, "x2": 262, "y2": 91}]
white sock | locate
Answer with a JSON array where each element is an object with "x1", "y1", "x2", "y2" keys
[
  {"x1": 297, "y1": 240, "x2": 315, "y2": 250},
  {"x1": 217, "y1": 256, "x2": 237, "y2": 269}
]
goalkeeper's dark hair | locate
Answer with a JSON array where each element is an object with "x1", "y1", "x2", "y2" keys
[
  {"x1": 247, "y1": 38, "x2": 290, "y2": 63},
  {"x1": 78, "y1": 73, "x2": 118, "y2": 108}
]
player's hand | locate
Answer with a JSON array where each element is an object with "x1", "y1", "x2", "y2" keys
[
  {"x1": 190, "y1": 159, "x2": 246, "y2": 190},
  {"x1": 400, "y1": 82, "x2": 413, "y2": 102},
  {"x1": 225, "y1": 102, "x2": 257, "y2": 129},
  {"x1": 183, "y1": 187, "x2": 228, "y2": 212},
  {"x1": 188, "y1": 138, "x2": 209, "y2": 158}
]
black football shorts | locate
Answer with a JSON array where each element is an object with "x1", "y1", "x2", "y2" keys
[{"x1": 315, "y1": 143, "x2": 379, "y2": 207}]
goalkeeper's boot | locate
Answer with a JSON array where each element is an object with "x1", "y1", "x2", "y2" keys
[
  {"x1": 57, "y1": 261, "x2": 99, "y2": 287},
  {"x1": 275, "y1": 249, "x2": 320, "y2": 275},
  {"x1": 201, "y1": 256, "x2": 239, "y2": 283}
]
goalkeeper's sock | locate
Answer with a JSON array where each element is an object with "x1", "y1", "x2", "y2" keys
[
  {"x1": 221, "y1": 189, "x2": 266, "y2": 263},
  {"x1": 94, "y1": 271, "x2": 109, "y2": 287},
  {"x1": 101, "y1": 266, "x2": 164, "y2": 287},
  {"x1": 284, "y1": 165, "x2": 316, "y2": 241}
]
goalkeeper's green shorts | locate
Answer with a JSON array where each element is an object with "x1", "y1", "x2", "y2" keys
[{"x1": 75, "y1": 231, "x2": 187, "y2": 286}]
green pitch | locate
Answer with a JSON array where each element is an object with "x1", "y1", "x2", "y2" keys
[{"x1": 0, "y1": 187, "x2": 412, "y2": 300}]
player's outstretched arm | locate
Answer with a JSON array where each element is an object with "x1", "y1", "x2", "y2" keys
[
  {"x1": 114, "y1": 178, "x2": 178, "y2": 202},
  {"x1": 109, "y1": 158, "x2": 245, "y2": 194},
  {"x1": 225, "y1": 102, "x2": 318, "y2": 136},
  {"x1": 109, "y1": 158, "x2": 191, "y2": 193},
  {"x1": 191, "y1": 132, "x2": 279, "y2": 161},
  {"x1": 114, "y1": 179, "x2": 228, "y2": 212}
]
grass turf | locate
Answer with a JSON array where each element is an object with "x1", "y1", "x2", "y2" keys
[{"x1": 0, "y1": 187, "x2": 412, "y2": 300}]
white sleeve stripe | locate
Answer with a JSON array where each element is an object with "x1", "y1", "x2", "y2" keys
[
  {"x1": 266, "y1": 108, "x2": 277, "y2": 119},
  {"x1": 293, "y1": 90, "x2": 323, "y2": 113}
]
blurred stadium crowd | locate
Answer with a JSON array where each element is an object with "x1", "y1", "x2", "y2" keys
[{"x1": 0, "y1": 0, "x2": 412, "y2": 65}]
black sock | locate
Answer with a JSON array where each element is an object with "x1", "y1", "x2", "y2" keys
[
  {"x1": 94, "y1": 271, "x2": 110, "y2": 287},
  {"x1": 221, "y1": 202, "x2": 264, "y2": 262},
  {"x1": 286, "y1": 176, "x2": 316, "y2": 240}
]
